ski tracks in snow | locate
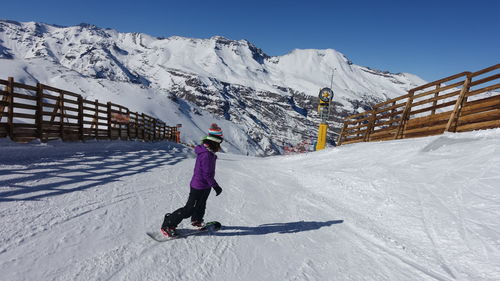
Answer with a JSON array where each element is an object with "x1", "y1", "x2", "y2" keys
[{"x1": 276, "y1": 150, "x2": 469, "y2": 280}]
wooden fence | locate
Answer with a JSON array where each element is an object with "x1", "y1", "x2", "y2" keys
[
  {"x1": 0, "y1": 77, "x2": 178, "y2": 143},
  {"x1": 337, "y1": 64, "x2": 500, "y2": 145}
]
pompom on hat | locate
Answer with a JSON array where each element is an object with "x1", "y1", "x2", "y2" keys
[{"x1": 203, "y1": 123, "x2": 223, "y2": 143}]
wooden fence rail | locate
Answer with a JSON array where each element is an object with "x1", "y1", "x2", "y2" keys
[
  {"x1": 0, "y1": 77, "x2": 178, "y2": 143},
  {"x1": 337, "y1": 64, "x2": 500, "y2": 145}
]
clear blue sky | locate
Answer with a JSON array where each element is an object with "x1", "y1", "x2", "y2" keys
[{"x1": 1, "y1": 0, "x2": 499, "y2": 81}]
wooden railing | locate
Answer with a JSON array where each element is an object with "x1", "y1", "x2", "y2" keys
[
  {"x1": 338, "y1": 64, "x2": 500, "y2": 145},
  {"x1": 0, "y1": 77, "x2": 178, "y2": 143}
]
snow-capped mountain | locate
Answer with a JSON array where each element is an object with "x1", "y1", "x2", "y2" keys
[{"x1": 0, "y1": 20, "x2": 427, "y2": 155}]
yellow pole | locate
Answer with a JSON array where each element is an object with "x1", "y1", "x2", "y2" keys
[
  {"x1": 315, "y1": 123, "x2": 328, "y2": 150},
  {"x1": 315, "y1": 87, "x2": 333, "y2": 151}
]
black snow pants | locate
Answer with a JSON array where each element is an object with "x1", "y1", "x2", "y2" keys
[{"x1": 162, "y1": 188, "x2": 211, "y2": 228}]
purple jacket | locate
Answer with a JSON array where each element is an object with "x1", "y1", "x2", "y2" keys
[{"x1": 190, "y1": 145, "x2": 218, "y2": 190}]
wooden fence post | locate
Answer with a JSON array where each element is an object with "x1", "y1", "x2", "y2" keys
[
  {"x1": 445, "y1": 75, "x2": 472, "y2": 132},
  {"x1": 0, "y1": 78, "x2": 7, "y2": 110},
  {"x1": 394, "y1": 90, "x2": 415, "y2": 140},
  {"x1": 107, "y1": 102, "x2": 112, "y2": 140},
  {"x1": 78, "y1": 96, "x2": 84, "y2": 141},
  {"x1": 117, "y1": 110, "x2": 122, "y2": 140},
  {"x1": 135, "y1": 112, "x2": 139, "y2": 139},
  {"x1": 337, "y1": 122, "x2": 348, "y2": 146},
  {"x1": 94, "y1": 99, "x2": 99, "y2": 139},
  {"x1": 389, "y1": 101, "x2": 398, "y2": 125},
  {"x1": 36, "y1": 83, "x2": 44, "y2": 142},
  {"x1": 49, "y1": 94, "x2": 60, "y2": 124},
  {"x1": 141, "y1": 113, "x2": 146, "y2": 140},
  {"x1": 153, "y1": 119, "x2": 157, "y2": 141},
  {"x1": 59, "y1": 91, "x2": 65, "y2": 141},
  {"x1": 364, "y1": 110, "x2": 376, "y2": 142},
  {"x1": 7, "y1": 77, "x2": 14, "y2": 140},
  {"x1": 126, "y1": 108, "x2": 130, "y2": 140},
  {"x1": 158, "y1": 122, "x2": 162, "y2": 140},
  {"x1": 431, "y1": 84, "x2": 441, "y2": 115},
  {"x1": 159, "y1": 121, "x2": 162, "y2": 141},
  {"x1": 0, "y1": 87, "x2": 7, "y2": 123}
]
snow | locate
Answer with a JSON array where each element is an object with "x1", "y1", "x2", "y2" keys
[{"x1": 1, "y1": 129, "x2": 499, "y2": 281}]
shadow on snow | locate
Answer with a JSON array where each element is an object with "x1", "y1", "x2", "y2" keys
[
  {"x1": 0, "y1": 146, "x2": 187, "y2": 202},
  {"x1": 215, "y1": 220, "x2": 344, "y2": 236}
]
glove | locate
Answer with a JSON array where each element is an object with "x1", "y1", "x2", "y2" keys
[{"x1": 212, "y1": 185, "x2": 223, "y2": 196}]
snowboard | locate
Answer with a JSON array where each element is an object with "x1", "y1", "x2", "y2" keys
[{"x1": 146, "y1": 221, "x2": 222, "y2": 242}]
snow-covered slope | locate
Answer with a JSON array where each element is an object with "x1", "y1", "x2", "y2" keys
[
  {"x1": 0, "y1": 20, "x2": 427, "y2": 155},
  {"x1": 1, "y1": 129, "x2": 499, "y2": 281}
]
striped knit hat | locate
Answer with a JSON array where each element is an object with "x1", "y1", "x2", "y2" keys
[{"x1": 204, "y1": 123, "x2": 223, "y2": 143}]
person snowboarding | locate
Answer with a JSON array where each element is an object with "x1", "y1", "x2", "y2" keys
[{"x1": 160, "y1": 123, "x2": 224, "y2": 237}]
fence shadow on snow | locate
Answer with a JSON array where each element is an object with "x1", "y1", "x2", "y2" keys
[{"x1": 0, "y1": 148, "x2": 187, "y2": 202}]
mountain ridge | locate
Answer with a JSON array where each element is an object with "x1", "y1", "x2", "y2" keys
[{"x1": 0, "y1": 20, "x2": 426, "y2": 155}]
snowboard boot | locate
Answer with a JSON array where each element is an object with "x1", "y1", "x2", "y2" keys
[
  {"x1": 191, "y1": 220, "x2": 205, "y2": 229},
  {"x1": 161, "y1": 227, "x2": 178, "y2": 238}
]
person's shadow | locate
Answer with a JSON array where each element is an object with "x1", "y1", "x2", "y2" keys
[{"x1": 214, "y1": 220, "x2": 344, "y2": 236}]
